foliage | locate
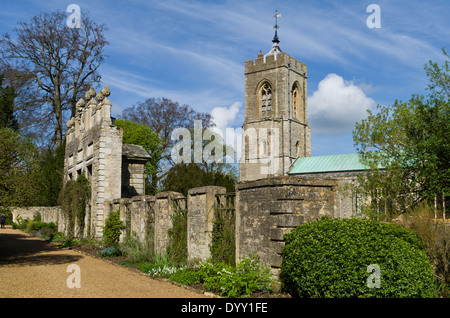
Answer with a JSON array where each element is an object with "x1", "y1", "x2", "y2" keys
[
  {"x1": 167, "y1": 206, "x2": 188, "y2": 265},
  {"x1": 13, "y1": 214, "x2": 58, "y2": 240},
  {"x1": 58, "y1": 174, "x2": 91, "y2": 239},
  {"x1": 137, "y1": 254, "x2": 181, "y2": 278},
  {"x1": 353, "y1": 49, "x2": 450, "y2": 214},
  {"x1": 281, "y1": 217, "x2": 436, "y2": 298},
  {"x1": 162, "y1": 163, "x2": 236, "y2": 196},
  {"x1": 101, "y1": 209, "x2": 123, "y2": 248},
  {"x1": 211, "y1": 197, "x2": 235, "y2": 266},
  {"x1": 121, "y1": 97, "x2": 213, "y2": 192},
  {"x1": 0, "y1": 128, "x2": 41, "y2": 208},
  {"x1": 99, "y1": 246, "x2": 121, "y2": 258},
  {"x1": 119, "y1": 232, "x2": 155, "y2": 263},
  {"x1": 398, "y1": 204, "x2": 450, "y2": 297},
  {"x1": 0, "y1": 73, "x2": 18, "y2": 131},
  {"x1": 169, "y1": 268, "x2": 202, "y2": 285},
  {"x1": 12, "y1": 215, "x2": 30, "y2": 231},
  {"x1": 198, "y1": 256, "x2": 274, "y2": 298},
  {"x1": 115, "y1": 119, "x2": 164, "y2": 194},
  {"x1": 425, "y1": 48, "x2": 450, "y2": 99},
  {"x1": 35, "y1": 140, "x2": 66, "y2": 206}
]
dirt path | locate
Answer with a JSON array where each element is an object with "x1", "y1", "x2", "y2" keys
[{"x1": 0, "y1": 226, "x2": 206, "y2": 298}]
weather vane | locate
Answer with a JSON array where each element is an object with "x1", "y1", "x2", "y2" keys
[{"x1": 272, "y1": 10, "x2": 281, "y2": 43}]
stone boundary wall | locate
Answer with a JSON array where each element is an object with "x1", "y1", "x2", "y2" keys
[
  {"x1": 104, "y1": 188, "x2": 227, "y2": 261},
  {"x1": 10, "y1": 178, "x2": 350, "y2": 281},
  {"x1": 187, "y1": 186, "x2": 226, "y2": 262},
  {"x1": 10, "y1": 206, "x2": 67, "y2": 234},
  {"x1": 235, "y1": 176, "x2": 339, "y2": 278}
]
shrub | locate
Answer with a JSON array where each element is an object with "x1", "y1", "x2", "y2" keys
[
  {"x1": 102, "y1": 210, "x2": 123, "y2": 248},
  {"x1": 167, "y1": 207, "x2": 187, "y2": 265},
  {"x1": 170, "y1": 268, "x2": 202, "y2": 285},
  {"x1": 138, "y1": 254, "x2": 181, "y2": 278},
  {"x1": 398, "y1": 204, "x2": 450, "y2": 297},
  {"x1": 99, "y1": 246, "x2": 121, "y2": 257},
  {"x1": 199, "y1": 256, "x2": 274, "y2": 298},
  {"x1": 211, "y1": 202, "x2": 235, "y2": 266},
  {"x1": 281, "y1": 217, "x2": 435, "y2": 298},
  {"x1": 59, "y1": 174, "x2": 91, "y2": 238},
  {"x1": 119, "y1": 233, "x2": 154, "y2": 263},
  {"x1": 13, "y1": 215, "x2": 30, "y2": 230}
]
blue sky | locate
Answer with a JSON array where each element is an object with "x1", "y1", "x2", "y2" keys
[{"x1": 1, "y1": 0, "x2": 449, "y2": 157}]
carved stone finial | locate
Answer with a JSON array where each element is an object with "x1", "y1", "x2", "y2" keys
[
  {"x1": 102, "y1": 85, "x2": 110, "y2": 97},
  {"x1": 76, "y1": 98, "x2": 86, "y2": 110},
  {"x1": 96, "y1": 91, "x2": 104, "y2": 103},
  {"x1": 66, "y1": 117, "x2": 75, "y2": 128},
  {"x1": 85, "y1": 87, "x2": 96, "y2": 101}
]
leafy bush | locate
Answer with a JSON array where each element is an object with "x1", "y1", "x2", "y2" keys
[
  {"x1": 211, "y1": 202, "x2": 235, "y2": 266},
  {"x1": 170, "y1": 268, "x2": 202, "y2": 285},
  {"x1": 138, "y1": 254, "x2": 181, "y2": 278},
  {"x1": 199, "y1": 256, "x2": 274, "y2": 298},
  {"x1": 167, "y1": 208, "x2": 187, "y2": 265},
  {"x1": 398, "y1": 204, "x2": 450, "y2": 297},
  {"x1": 281, "y1": 217, "x2": 436, "y2": 298},
  {"x1": 119, "y1": 233, "x2": 154, "y2": 263},
  {"x1": 59, "y1": 174, "x2": 91, "y2": 238},
  {"x1": 13, "y1": 215, "x2": 30, "y2": 230},
  {"x1": 99, "y1": 246, "x2": 121, "y2": 257},
  {"x1": 102, "y1": 210, "x2": 123, "y2": 248}
]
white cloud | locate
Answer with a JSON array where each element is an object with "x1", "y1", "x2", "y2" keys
[
  {"x1": 308, "y1": 74, "x2": 375, "y2": 136},
  {"x1": 211, "y1": 102, "x2": 241, "y2": 134}
]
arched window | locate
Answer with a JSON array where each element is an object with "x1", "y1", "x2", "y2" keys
[
  {"x1": 260, "y1": 140, "x2": 268, "y2": 157},
  {"x1": 292, "y1": 84, "x2": 300, "y2": 120},
  {"x1": 295, "y1": 141, "x2": 300, "y2": 157},
  {"x1": 260, "y1": 83, "x2": 272, "y2": 117}
]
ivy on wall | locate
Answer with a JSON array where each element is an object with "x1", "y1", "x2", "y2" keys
[{"x1": 58, "y1": 174, "x2": 91, "y2": 239}]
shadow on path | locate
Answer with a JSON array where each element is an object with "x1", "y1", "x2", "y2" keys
[{"x1": 0, "y1": 227, "x2": 83, "y2": 266}]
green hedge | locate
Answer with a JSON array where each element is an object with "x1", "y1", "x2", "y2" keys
[{"x1": 281, "y1": 217, "x2": 436, "y2": 298}]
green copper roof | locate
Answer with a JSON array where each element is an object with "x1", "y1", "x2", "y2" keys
[{"x1": 289, "y1": 153, "x2": 370, "y2": 174}]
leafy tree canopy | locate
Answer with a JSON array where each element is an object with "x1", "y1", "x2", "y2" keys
[
  {"x1": 115, "y1": 119, "x2": 164, "y2": 194},
  {"x1": 353, "y1": 49, "x2": 450, "y2": 213}
]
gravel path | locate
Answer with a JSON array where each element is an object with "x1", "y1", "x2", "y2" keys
[{"x1": 0, "y1": 226, "x2": 206, "y2": 298}]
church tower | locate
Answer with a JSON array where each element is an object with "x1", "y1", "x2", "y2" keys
[{"x1": 239, "y1": 13, "x2": 311, "y2": 182}]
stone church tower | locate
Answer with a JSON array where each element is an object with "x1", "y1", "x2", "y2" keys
[{"x1": 239, "y1": 23, "x2": 311, "y2": 182}]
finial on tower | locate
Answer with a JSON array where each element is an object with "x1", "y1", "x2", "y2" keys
[
  {"x1": 266, "y1": 10, "x2": 282, "y2": 56},
  {"x1": 272, "y1": 10, "x2": 281, "y2": 43}
]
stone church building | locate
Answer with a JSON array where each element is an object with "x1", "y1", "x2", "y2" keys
[{"x1": 239, "y1": 25, "x2": 367, "y2": 183}]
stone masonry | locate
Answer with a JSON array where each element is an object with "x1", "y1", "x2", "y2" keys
[
  {"x1": 64, "y1": 86, "x2": 149, "y2": 238},
  {"x1": 240, "y1": 50, "x2": 311, "y2": 182}
]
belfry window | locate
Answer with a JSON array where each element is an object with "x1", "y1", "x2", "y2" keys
[
  {"x1": 260, "y1": 140, "x2": 268, "y2": 157},
  {"x1": 292, "y1": 85, "x2": 300, "y2": 120},
  {"x1": 261, "y1": 83, "x2": 272, "y2": 117}
]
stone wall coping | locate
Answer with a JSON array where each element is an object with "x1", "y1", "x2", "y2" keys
[
  {"x1": 236, "y1": 176, "x2": 338, "y2": 191},
  {"x1": 156, "y1": 191, "x2": 185, "y2": 199},
  {"x1": 188, "y1": 186, "x2": 227, "y2": 196}
]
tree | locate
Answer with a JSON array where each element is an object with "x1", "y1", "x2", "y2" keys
[
  {"x1": 0, "y1": 73, "x2": 18, "y2": 130},
  {"x1": 115, "y1": 119, "x2": 164, "y2": 194},
  {"x1": 162, "y1": 163, "x2": 236, "y2": 196},
  {"x1": 353, "y1": 50, "x2": 450, "y2": 214},
  {"x1": 121, "y1": 97, "x2": 213, "y2": 188},
  {"x1": 0, "y1": 10, "x2": 108, "y2": 147},
  {"x1": 0, "y1": 128, "x2": 41, "y2": 209},
  {"x1": 34, "y1": 141, "x2": 66, "y2": 206}
]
